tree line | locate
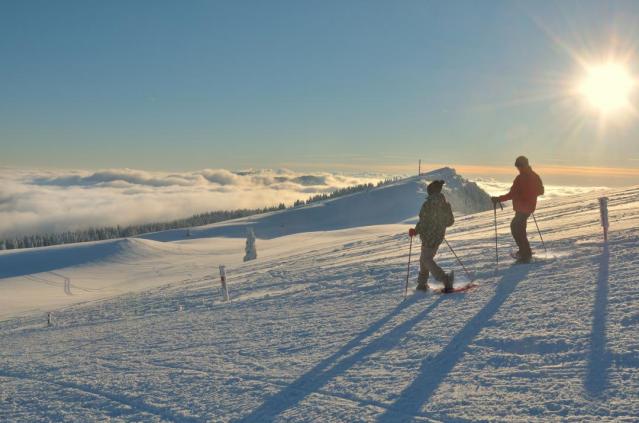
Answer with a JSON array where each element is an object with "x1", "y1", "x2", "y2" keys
[
  {"x1": 293, "y1": 177, "x2": 401, "y2": 207},
  {"x1": 0, "y1": 205, "x2": 286, "y2": 251}
]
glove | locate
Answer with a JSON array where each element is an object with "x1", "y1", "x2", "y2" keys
[{"x1": 408, "y1": 228, "x2": 417, "y2": 237}]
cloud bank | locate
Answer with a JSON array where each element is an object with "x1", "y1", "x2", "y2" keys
[
  {"x1": 0, "y1": 167, "x2": 611, "y2": 239},
  {"x1": 0, "y1": 168, "x2": 385, "y2": 238},
  {"x1": 474, "y1": 177, "x2": 607, "y2": 200}
]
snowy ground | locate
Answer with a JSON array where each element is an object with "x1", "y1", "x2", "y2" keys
[{"x1": 1, "y1": 181, "x2": 638, "y2": 422}]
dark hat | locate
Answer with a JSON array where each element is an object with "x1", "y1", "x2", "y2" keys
[
  {"x1": 427, "y1": 180, "x2": 445, "y2": 195},
  {"x1": 515, "y1": 156, "x2": 529, "y2": 168}
]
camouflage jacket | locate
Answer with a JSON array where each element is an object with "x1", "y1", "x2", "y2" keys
[{"x1": 415, "y1": 193, "x2": 454, "y2": 248}]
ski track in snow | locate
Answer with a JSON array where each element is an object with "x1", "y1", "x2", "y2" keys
[{"x1": 1, "y1": 184, "x2": 638, "y2": 422}]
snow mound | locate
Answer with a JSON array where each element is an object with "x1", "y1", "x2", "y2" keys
[
  {"x1": 0, "y1": 238, "x2": 177, "y2": 280},
  {"x1": 141, "y1": 167, "x2": 492, "y2": 241},
  {"x1": 0, "y1": 237, "x2": 245, "y2": 317}
]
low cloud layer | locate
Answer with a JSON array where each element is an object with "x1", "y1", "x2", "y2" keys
[
  {"x1": 474, "y1": 178, "x2": 607, "y2": 200},
  {"x1": 0, "y1": 168, "x2": 610, "y2": 240},
  {"x1": 0, "y1": 168, "x2": 385, "y2": 239}
]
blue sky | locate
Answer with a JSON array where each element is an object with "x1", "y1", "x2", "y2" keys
[{"x1": 1, "y1": 0, "x2": 639, "y2": 178}]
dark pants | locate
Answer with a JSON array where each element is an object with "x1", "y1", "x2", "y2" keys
[{"x1": 511, "y1": 211, "x2": 531, "y2": 258}]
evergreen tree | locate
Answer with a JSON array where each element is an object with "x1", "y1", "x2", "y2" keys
[{"x1": 243, "y1": 227, "x2": 257, "y2": 262}]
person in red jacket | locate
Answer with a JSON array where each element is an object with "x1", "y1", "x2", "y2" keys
[{"x1": 491, "y1": 156, "x2": 544, "y2": 263}]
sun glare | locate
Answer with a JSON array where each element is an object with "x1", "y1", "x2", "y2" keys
[{"x1": 578, "y1": 63, "x2": 636, "y2": 115}]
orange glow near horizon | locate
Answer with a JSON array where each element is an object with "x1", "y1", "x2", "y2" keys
[
  {"x1": 455, "y1": 164, "x2": 639, "y2": 178},
  {"x1": 280, "y1": 161, "x2": 639, "y2": 181}
]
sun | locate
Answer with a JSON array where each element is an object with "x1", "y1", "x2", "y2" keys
[{"x1": 577, "y1": 62, "x2": 636, "y2": 115}]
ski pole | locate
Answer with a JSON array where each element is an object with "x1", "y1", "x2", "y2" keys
[
  {"x1": 494, "y1": 203, "x2": 498, "y2": 270},
  {"x1": 494, "y1": 201, "x2": 503, "y2": 271},
  {"x1": 404, "y1": 236, "x2": 414, "y2": 300},
  {"x1": 443, "y1": 238, "x2": 474, "y2": 281},
  {"x1": 531, "y1": 213, "x2": 547, "y2": 254}
]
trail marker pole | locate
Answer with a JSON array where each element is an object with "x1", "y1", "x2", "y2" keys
[
  {"x1": 599, "y1": 197, "x2": 609, "y2": 244},
  {"x1": 219, "y1": 265, "x2": 230, "y2": 302}
]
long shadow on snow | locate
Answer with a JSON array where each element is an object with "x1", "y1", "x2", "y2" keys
[
  {"x1": 377, "y1": 265, "x2": 530, "y2": 422},
  {"x1": 584, "y1": 245, "x2": 610, "y2": 397},
  {"x1": 235, "y1": 295, "x2": 445, "y2": 423}
]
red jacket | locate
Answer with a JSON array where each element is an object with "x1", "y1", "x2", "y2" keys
[{"x1": 499, "y1": 167, "x2": 544, "y2": 214}]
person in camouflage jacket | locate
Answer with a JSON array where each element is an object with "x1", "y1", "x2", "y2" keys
[{"x1": 408, "y1": 180, "x2": 455, "y2": 292}]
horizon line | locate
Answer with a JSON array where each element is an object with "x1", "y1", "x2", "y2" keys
[{"x1": 2, "y1": 162, "x2": 638, "y2": 179}]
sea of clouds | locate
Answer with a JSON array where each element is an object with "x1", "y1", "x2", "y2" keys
[
  {"x1": 0, "y1": 167, "x2": 609, "y2": 239},
  {"x1": 0, "y1": 168, "x2": 386, "y2": 239},
  {"x1": 473, "y1": 177, "x2": 608, "y2": 200}
]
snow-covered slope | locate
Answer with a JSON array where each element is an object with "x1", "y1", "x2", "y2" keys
[
  {"x1": 1, "y1": 183, "x2": 638, "y2": 422},
  {"x1": 0, "y1": 237, "x2": 246, "y2": 318},
  {"x1": 139, "y1": 167, "x2": 492, "y2": 241},
  {"x1": 0, "y1": 169, "x2": 488, "y2": 317}
]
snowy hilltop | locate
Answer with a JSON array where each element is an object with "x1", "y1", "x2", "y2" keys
[
  {"x1": 1, "y1": 176, "x2": 637, "y2": 421},
  {"x1": 139, "y1": 167, "x2": 492, "y2": 242},
  {"x1": 423, "y1": 167, "x2": 493, "y2": 216}
]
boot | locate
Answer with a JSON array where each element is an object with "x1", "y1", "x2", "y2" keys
[
  {"x1": 512, "y1": 251, "x2": 532, "y2": 264},
  {"x1": 416, "y1": 271, "x2": 429, "y2": 291},
  {"x1": 443, "y1": 270, "x2": 454, "y2": 293},
  {"x1": 416, "y1": 282, "x2": 429, "y2": 292}
]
